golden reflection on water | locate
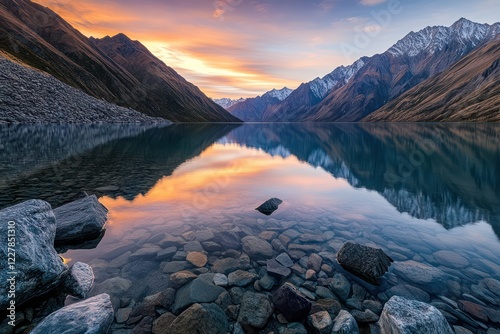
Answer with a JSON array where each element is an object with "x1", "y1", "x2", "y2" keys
[{"x1": 99, "y1": 143, "x2": 350, "y2": 232}]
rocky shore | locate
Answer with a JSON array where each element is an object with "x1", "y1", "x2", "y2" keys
[
  {"x1": 1, "y1": 197, "x2": 499, "y2": 334},
  {"x1": 0, "y1": 55, "x2": 168, "y2": 124}
]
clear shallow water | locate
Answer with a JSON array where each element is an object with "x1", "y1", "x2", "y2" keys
[{"x1": 1, "y1": 123, "x2": 499, "y2": 332}]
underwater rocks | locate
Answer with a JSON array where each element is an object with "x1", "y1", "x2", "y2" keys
[{"x1": 337, "y1": 242, "x2": 393, "y2": 285}]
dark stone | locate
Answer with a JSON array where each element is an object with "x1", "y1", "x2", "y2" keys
[
  {"x1": 273, "y1": 283, "x2": 312, "y2": 322},
  {"x1": 256, "y1": 198, "x2": 283, "y2": 215},
  {"x1": 54, "y1": 194, "x2": 108, "y2": 243},
  {"x1": 336, "y1": 242, "x2": 393, "y2": 285},
  {"x1": 166, "y1": 303, "x2": 228, "y2": 334},
  {"x1": 171, "y1": 278, "x2": 225, "y2": 314},
  {"x1": 238, "y1": 292, "x2": 273, "y2": 329},
  {"x1": 267, "y1": 259, "x2": 292, "y2": 277}
]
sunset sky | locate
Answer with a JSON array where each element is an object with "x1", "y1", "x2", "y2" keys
[{"x1": 35, "y1": 0, "x2": 498, "y2": 98}]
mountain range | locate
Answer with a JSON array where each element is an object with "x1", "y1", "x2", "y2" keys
[
  {"x1": 0, "y1": 0, "x2": 240, "y2": 122},
  {"x1": 224, "y1": 18, "x2": 499, "y2": 122},
  {"x1": 225, "y1": 87, "x2": 293, "y2": 122}
]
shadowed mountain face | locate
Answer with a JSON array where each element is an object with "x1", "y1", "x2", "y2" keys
[
  {"x1": 0, "y1": 124, "x2": 238, "y2": 208},
  {"x1": 364, "y1": 39, "x2": 500, "y2": 122},
  {"x1": 0, "y1": 0, "x2": 239, "y2": 122},
  {"x1": 225, "y1": 124, "x2": 500, "y2": 238}
]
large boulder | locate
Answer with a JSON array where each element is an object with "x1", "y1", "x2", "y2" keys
[
  {"x1": 379, "y1": 296, "x2": 454, "y2": 334},
  {"x1": 273, "y1": 283, "x2": 312, "y2": 322},
  {"x1": 31, "y1": 293, "x2": 114, "y2": 334},
  {"x1": 54, "y1": 194, "x2": 108, "y2": 243},
  {"x1": 242, "y1": 236, "x2": 274, "y2": 260},
  {"x1": 0, "y1": 200, "x2": 67, "y2": 309},
  {"x1": 336, "y1": 242, "x2": 393, "y2": 285},
  {"x1": 166, "y1": 303, "x2": 228, "y2": 334},
  {"x1": 256, "y1": 198, "x2": 283, "y2": 215},
  {"x1": 238, "y1": 292, "x2": 273, "y2": 329}
]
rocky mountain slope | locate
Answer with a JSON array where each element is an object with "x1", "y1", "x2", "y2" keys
[
  {"x1": 264, "y1": 18, "x2": 499, "y2": 122},
  {"x1": 0, "y1": 54, "x2": 165, "y2": 123},
  {"x1": 0, "y1": 0, "x2": 239, "y2": 122},
  {"x1": 364, "y1": 39, "x2": 500, "y2": 122},
  {"x1": 228, "y1": 87, "x2": 293, "y2": 121}
]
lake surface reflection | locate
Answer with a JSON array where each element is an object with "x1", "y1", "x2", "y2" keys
[{"x1": 1, "y1": 123, "x2": 499, "y2": 332}]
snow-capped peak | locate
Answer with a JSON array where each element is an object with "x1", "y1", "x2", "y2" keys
[
  {"x1": 309, "y1": 57, "x2": 366, "y2": 99},
  {"x1": 213, "y1": 97, "x2": 246, "y2": 109},
  {"x1": 388, "y1": 18, "x2": 499, "y2": 57},
  {"x1": 264, "y1": 87, "x2": 293, "y2": 101}
]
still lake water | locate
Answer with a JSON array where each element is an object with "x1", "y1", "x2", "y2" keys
[{"x1": 1, "y1": 123, "x2": 499, "y2": 332}]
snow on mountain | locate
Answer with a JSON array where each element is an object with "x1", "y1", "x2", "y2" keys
[
  {"x1": 264, "y1": 87, "x2": 293, "y2": 101},
  {"x1": 310, "y1": 58, "x2": 365, "y2": 99},
  {"x1": 213, "y1": 97, "x2": 246, "y2": 109},
  {"x1": 388, "y1": 18, "x2": 500, "y2": 57}
]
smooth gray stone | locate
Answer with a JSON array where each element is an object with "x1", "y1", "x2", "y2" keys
[
  {"x1": 258, "y1": 273, "x2": 277, "y2": 290},
  {"x1": 379, "y1": 296, "x2": 454, "y2": 334},
  {"x1": 242, "y1": 236, "x2": 274, "y2": 260},
  {"x1": 238, "y1": 292, "x2": 273, "y2": 329},
  {"x1": 63, "y1": 262, "x2": 94, "y2": 299},
  {"x1": 332, "y1": 310, "x2": 360, "y2": 334},
  {"x1": 172, "y1": 278, "x2": 225, "y2": 315},
  {"x1": 278, "y1": 322, "x2": 308, "y2": 334},
  {"x1": 166, "y1": 303, "x2": 228, "y2": 334},
  {"x1": 163, "y1": 261, "x2": 191, "y2": 274},
  {"x1": 329, "y1": 273, "x2": 351, "y2": 302},
  {"x1": 0, "y1": 200, "x2": 67, "y2": 309},
  {"x1": 392, "y1": 261, "x2": 451, "y2": 294},
  {"x1": 255, "y1": 198, "x2": 283, "y2": 215},
  {"x1": 156, "y1": 246, "x2": 178, "y2": 261},
  {"x1": 213, "y1": 273, "x2": 229, "y2": 287},
  {"x1": 336, "y1": 242, "x2": 393, "y2": 285},
  {"x1": 31, "y1": 294, "x2": 113, "y2": 334},
  {"x1": 307, "y1": 253, "x2": 323, "y2": 272},
  {"x1": 54, "y1": 195, "x2": 108, "y2": 243},
  {"x1": 228, "y1": 270, "x2": 258, "y2": 287},
  {"x1": 276, "y1": 252, "x2": 294, "y2": 268}
]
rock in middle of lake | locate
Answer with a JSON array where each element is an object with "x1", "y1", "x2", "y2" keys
[
  {"x1": 256, "y1": 198, "x2": 283, "y2": 215},
  {"x1": 336, "y1": 242, "x2": 393, "y2": 285}
]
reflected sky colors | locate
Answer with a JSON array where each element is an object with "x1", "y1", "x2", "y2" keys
[{"x1": 34, "y1": 0, "x2": 498, "y2": 98}]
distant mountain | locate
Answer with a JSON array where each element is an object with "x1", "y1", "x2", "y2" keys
[
  {"x1": 228, "y1": 87, "x2": 293, "y2": 121},
  {"x1": 0, "y1": 0, "x2": 240, "y2": 122},
  {"x1": 213, "y1": 97, "x2": 246, "y2": 109},
  {"x1": 264, "y1": 18, "x2": 500, "y2": 122},
  {"x1": 364, "y1": 39, "x2": 500, "y2": 122}
]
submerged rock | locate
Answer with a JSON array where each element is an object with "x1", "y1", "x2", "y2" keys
[
  {"x1": 0, "y1": 200, "x2": 67, "y2": 309},
  {"x1": 172, "y1": 278, "x2": 225, "y2": 314},
  {"x1": 31, "y1": 294, "x2": 114, "y2": 334},
  {"x1": 379, "y1": 296, "x2": 453, "y2": 334},
  {"x1": 256, "y1": 198, "x2": 283, "y2": 215},
  {"x1": 238, "y1": 292, "x2": 273, "y2": 329},
  {"x1": 273, "y1": 283, "x2": 312, "y2": 322},
  {"x1": 166, "y1": 303, "x2": 228, "y2": 334},
  {"x1": 336, "y1": 242, "x2": 393, "y2": 285},
  {"x1": 242, "y1": 236, "x2": 274, "y2": 260},
  {"x1": 54, "y1": 194, "x2": 108, "y2": 244},
  {"x1": 331, "y1": 310, "x2": 360, "y2": 334},
  {"x1": 267, "y1": 259, "x2": 292, "y2": 277}
]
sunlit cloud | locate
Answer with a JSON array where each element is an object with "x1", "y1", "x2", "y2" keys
[{"x1": 33, "y1": 0, "x2": 498, "y2": 98}]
